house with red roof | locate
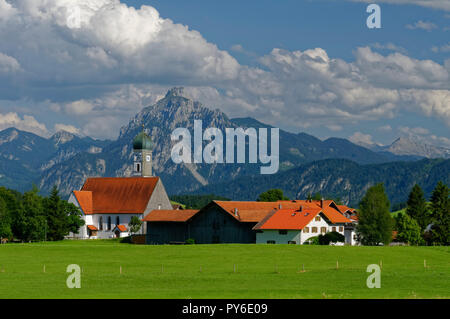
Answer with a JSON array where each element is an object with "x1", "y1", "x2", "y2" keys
[
  {"x1": 68, "y1": 130, "x2": 172, "y2": 239},
  {"x1": 142, "y1": 199, "x2": 358, "y2": 245},
  {"x1": 253, "y1": 199, "x2": 358, "y2": 245}
]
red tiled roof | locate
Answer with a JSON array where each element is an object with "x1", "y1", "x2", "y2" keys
[
  {"x1": 87, "y1": 225, "x2": 98, "y2": 231},
  {"x1": 73, "y1": 191, "x2": 93, "y2": 215},
  {"x1": 254, "y1": 208, "x2": 321, "y2": 230},
  {"x1": 254, "y1": 200, "x2": 353, "y2": 230},
  {"x1": 321, "y1": 205, "x2": 353, "y2": 224},
  {"x1": 114, "y1": 225, "x2": 128, "y2": 232},
  {"x1": 143, "y1": 210, "x2": 199, "y2": 222},
  {"x1": 76, "y1": 177, "x2": 160, "y2": 214},
  {"x1": 214, "y1": 201, "x2": 304, "y2": 222},
  {"x1": 337, "y1": 205, "x2": 356, "y2": 214}
]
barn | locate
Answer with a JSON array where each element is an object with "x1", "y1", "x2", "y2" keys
[{"x1": 144, "y1": 200, "x2": 303, "y2": 244}]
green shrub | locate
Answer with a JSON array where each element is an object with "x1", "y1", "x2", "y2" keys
[{"x1": 185, "y1": 238, "x2": 195, "y2": 245}]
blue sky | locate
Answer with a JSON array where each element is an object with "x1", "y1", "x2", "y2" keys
[{"x1": 0, "y1": 0, "x2": 448, "y2": 148}]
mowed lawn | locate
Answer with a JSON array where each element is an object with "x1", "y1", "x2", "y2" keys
[{"x1": 0, "y1": 241, "x2": 449, "y2": 299}]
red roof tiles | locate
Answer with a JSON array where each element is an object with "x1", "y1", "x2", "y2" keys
[
  {"x1": 74, "y1": 177, "x2": 160, "y2": 215},
  {"x1": 114, "y1": 225, "x2": 128, "y2": 232},
  {"x1": 143, "y1": 210, "x2": 199, "y2": 222},
  {"x1": 87, "y1": 225, "x2": 98, "y2": 231}
]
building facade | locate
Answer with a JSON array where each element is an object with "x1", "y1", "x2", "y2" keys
[{"x1": 69, "y1": 129, "x2": 172, "y2": 239}]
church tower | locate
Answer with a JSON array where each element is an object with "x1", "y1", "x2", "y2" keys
[{"x1": 132, "y1": 126, "x2": 153, "y2": 177}]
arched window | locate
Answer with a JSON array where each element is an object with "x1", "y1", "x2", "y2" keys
[
  {"x1": 116, "y1": 216, "x2": 120, "y2": 226},
  {"x1": 99, "y1": 216, "x2": 103, "y2": 231},
  {"x1": 107, "y1": 216, "x2": 111, "y2": 231}
]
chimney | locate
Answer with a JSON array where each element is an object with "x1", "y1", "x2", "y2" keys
[
  {"x1": 321, "y1": 198, "x2": 324, "y2": 208},
  {"x1": 278, "y1": 203, "x2": 282, "y2": 209},
  {"x1": 234, "y1": 208, "x2": 238, "y2": 216},
  {"x1": 299, "y1": 205, "x2": 303, "y2": 212}
]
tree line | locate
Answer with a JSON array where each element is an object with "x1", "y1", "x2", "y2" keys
[
  {"x1": 0, "y1": 186, "x2": 85, "y2": 242},
  {"x1": 358, "y1": 181, "x2": 449, "y2": 246}
]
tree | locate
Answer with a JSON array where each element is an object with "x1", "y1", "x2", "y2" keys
[
  {"x1": 395, "y1": 213, "x2": 424, "y2": 245},
  {"x1": 0, "y1": 187, "x2": 23, "y2": 239},
  {"x1": 429, "y1": 181, "x2": 449, "y2": 245},
  {"x1": 257, "y1": 189, "x2": 289, "y2": 202},
  {"x1": 21, "y1": 187, "x2": 46, "y2": 242},
  {"x1": 64, "y1": 202, "x2": 85, "y2": 235},
  {"x1": 406, "y1": 184, "x2": 429, "y2": 230},
  {"x1": 129, "y1": 216, "x2": 142, "y2": 235},
  {"x1": 43, "y1": 186, "x2": 69, "y2": 241},
  {"x1": 0, "y1": 197, "x2": 12, "y2": 240},
  {"x1": 356, "y1": 183, "x2": 394, "y2": 246}
]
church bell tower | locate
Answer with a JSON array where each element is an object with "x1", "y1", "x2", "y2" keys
[{"x1": 132, "y1": 126, "x2": 153, "y2": 177}]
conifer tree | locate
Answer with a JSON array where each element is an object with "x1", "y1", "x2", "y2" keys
[
  {"x1": 357, "y1": 183, "x2": 394, "y2": 246},
  {"x1": 429, "y1": 181, "x2": 449, "y2": 245},
  {"x1": 406, "y1": 184, "x2": 429, "y2": 230}
]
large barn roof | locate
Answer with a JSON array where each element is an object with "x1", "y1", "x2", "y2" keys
[
  {"x1": 143, "y1": 209, "x2": 200, "y2": 222},
  {"x1": 73, "y1": 177, "x2": 160, "y2": 215}
]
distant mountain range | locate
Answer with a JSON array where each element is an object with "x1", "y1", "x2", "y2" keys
[
  {"x1": 0, "y1": 87, "x2": 449, "y2": 205},
  {"x1": 191, "y1": 158, "x2": 450, "y2": 207}
]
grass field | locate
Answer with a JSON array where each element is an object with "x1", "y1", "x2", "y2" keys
[{"x1": 0, "y1": 240, "x2": 449, "y2": 299}]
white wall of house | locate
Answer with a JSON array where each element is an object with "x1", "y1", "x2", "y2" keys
[
  {"x1": 256, "y1": 230, "x2": 301, "y2": 244},
  {"x1": 256, "y1": 213, "x2": 355, "y2": 245}
]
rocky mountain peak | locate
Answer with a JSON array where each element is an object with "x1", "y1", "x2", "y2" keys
[
  {"x1": 51, "y1": 130, "x2": 76, "y2": 145},
  {"x1": 165, "y1": 87, "x2": 186, "y2": 98}
]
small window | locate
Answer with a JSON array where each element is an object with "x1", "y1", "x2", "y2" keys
[
  {"x1": 116, "y1": 216, "x2": 120, "y2": 226},
  {"x1": 288, "y1": 241, "x2": 296, "y2": 245},
  {"x1": 315, "y1": 216, "x2": 321, "y2": 221},
  {"x1": 279, "y1": 230, "x2": 288, "y2": 235},
  {"x1": 158, "y1": 204, "x2": 162, "y2": 210},
  {"x1": 339, "y1": 227, "x2": 344, "y2": 232},
  {"x1": 312, "y1": 227, "x2": 318, "y2": 233},
  {"x1": 321, "y1": 227, "x2": 327, "y2": 233},
  {"x1": 267, "y1": 240, "x2": 276, "y2": 244},
  {"x1": 303, "y1": 227, "x2": 309, "y2": 233},
  {"x1": 99, "y1": 217, "x2": 103, "y2": 231},
  {"x1": 107, "y1": 216, "x2": 111, "y2": 231},
  {"x1": 332, "y1": 226, "x2": 336, "y2": 232}
]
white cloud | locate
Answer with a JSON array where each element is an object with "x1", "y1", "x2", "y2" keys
[
  {"x1": 432, "y1": 43, "x2": 450, "y2": 53},
  {"x1": 378, "y1": 125, "x2": 392, "y2": 132},
  {"x1": 54, "y1": 123, "x2": 81, "y2": 135},
  {"x1": 406, "y1": 20, "x2": 438, "y2": 31},
  {"x1": 349, "y1": 132, "x2": 376, "y2": 146},
  {"x1": 0, "y1": 0, "x2": 448, "y2": 140},
  {"x1": 0, "y1": 112, "x2": 48, "y2": 136}
]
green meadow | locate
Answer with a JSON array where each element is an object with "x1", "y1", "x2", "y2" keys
[{"x1": 0, "y1": 240, "x2": 448, "y2": 299}]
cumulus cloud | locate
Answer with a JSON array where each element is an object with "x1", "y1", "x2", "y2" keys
[
  {"x1": 0, "y1": 0, "x2": 449, "y2": 142},
  {"x1": 0, "y1": 112, "x2": 48, "y2": 136},
  {"x1": 406, "y1": 20, "x2": 438, "y2": 31},
  {"x1": 54, "y1": 123, "x2": 81, "y2": 135},
  {"x1": 349, "y1": 132, "x2": 376, "y2": 146}
]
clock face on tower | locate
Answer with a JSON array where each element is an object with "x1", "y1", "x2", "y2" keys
[{"x1": 146, "y1": 155, "x2": 151, "y2": 162}]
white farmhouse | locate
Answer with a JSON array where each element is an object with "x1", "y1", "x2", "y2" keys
[{"x1": 253, "y1": 200, "x2": 359, "y2": 245}]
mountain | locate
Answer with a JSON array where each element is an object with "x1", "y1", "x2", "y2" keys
[
  {"x1": 353, "y1": 135, "x2": 450, "y2": 159},
  {"x1": 0, "y1": 128, "x2": 109, "y2": 192},
  {"x1": 380, "y1": 137, "x2": 450, "y2": 159},
  {"x1": 2, "y1": 87, "x2": 448, "y2": 201},
  {"x1": 35, "y1": 88, "x2": 408, "y2": 197},
  {"x1": 192, "y1": 158, "x2": 450, "y2": 207}
]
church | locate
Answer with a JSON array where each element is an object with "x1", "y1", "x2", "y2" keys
[{"x1": 68, "y1": 129, "x2": 173, "y2": 239}]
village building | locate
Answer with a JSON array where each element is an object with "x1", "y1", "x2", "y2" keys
[
  {"x1": 253, "y1": 200, "x2": 358, "y2": 245},
  {"x1": 68, "y1": 129, "x2": 172, "y2": 239},
  {"x1": 144, "y1": 200, "x2": 307, "y2": 244}
]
